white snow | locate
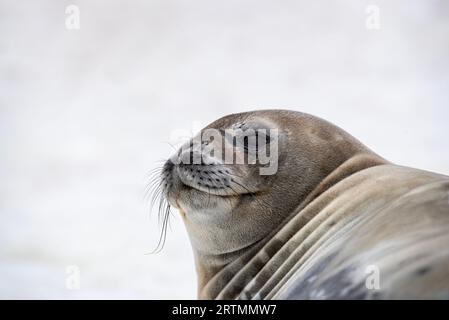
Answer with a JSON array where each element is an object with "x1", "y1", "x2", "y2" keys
[{"x1": 0, "y1": 0, "x2": 448, "y2": 299}]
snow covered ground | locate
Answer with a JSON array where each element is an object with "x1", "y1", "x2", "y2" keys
[{"x1": 0, "y1": 0, "x2": 448, "y2": 299}]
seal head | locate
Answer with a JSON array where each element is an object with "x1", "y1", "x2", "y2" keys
[{"x1": 160, "y1": 110, "x2": 388, "y2": 297}]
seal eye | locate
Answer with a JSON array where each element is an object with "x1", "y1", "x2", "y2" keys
[
  {"x1": 231, "y1": 132, "x2": 255, "y2": 153},
  {"x1": 255, "y1": 131, "x2": 271, "y2": 149},
  {"x1": 236, "y1": 131, "x2": 271, "y2": 153},
  {"x1": 227, "y1": 122, "x2": 272, "y2": 154}
]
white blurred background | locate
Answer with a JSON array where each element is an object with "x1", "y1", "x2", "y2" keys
[{"x1": 0, "y1": 0, "x2": 448, "y2": 299}]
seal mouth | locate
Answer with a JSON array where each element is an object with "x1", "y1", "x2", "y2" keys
[
  {"x1": 182, "y1": 182, "x2": 253, "y2": 198},
  {"x1": 160, "y1": 159, "x2": 257, "y2": 202},
  {"x1": 175, "y1": 163, "x2": 257, "y2": 198}
]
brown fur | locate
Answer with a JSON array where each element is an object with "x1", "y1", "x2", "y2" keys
[{"x1": 162, "y1": 110, "x2": 449, "y2": 299}]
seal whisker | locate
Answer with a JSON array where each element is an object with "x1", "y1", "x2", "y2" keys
[
  {"x1": 220, "y1": 170, "x2": 247, "y2": 180},
  {"x1": 145, "y1": 160, "x2": 175, "y2": 253},
  {"x1": 146, "y1": 165, "x2": 164, "y2": 176},
  {"x1": 144, "y1": 177, "x2": 162, "y2": 200},
  {"x1": 144, "y1": 169, "x2": 164, "y2": 199},
  {"x1": 149, "y1": 199, "x2": 171, "y2": 254},
  {"x1": 150, "y1": 183, "x2": 164, "y2": 212},
  {"x1": 145, "y1": 175, "x2": 165, "y2": 204},
  {"x1": 144, "y1": 169, "x2": 166, "y2": 196}
]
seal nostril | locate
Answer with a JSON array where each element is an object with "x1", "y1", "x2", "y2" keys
[{"x1": 163, "y1": 159, "x2": 175, "y2": 171}]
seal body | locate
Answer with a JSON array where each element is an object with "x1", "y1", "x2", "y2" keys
[
  {"x1": 160, "y1": 109, "x2": 449, "y2": 299},
  {"x1": 215, "y1": 165, "x2": 449, "y2": 300}
]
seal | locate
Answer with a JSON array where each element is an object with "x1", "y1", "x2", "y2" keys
[{"x1": 155, "y1": 109, "x2": 449, "y2": 299}]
